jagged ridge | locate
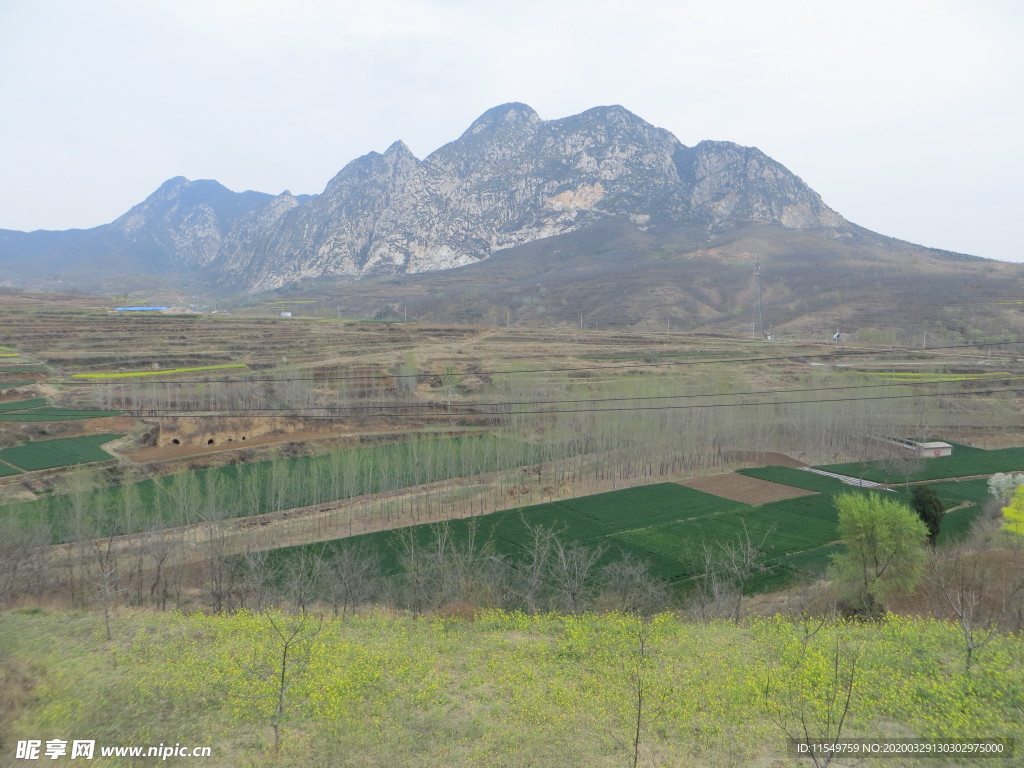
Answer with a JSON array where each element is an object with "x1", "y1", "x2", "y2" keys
[{"x1": 0, "y1": 103, "x2": 854, "y2": 293}]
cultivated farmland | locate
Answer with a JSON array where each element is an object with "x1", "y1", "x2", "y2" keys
[
  {"x1": 819, "y1": 442, "x2": 1024, "y2": 483},
  {"x1": 0, "y1": 396, "x2": 119, "y2": 422},
  {"x1": 0, "y1": 435, "x2": 554, "y2": 542},
  {"x1": 0, "y1": 292, "x2": 1020, "y2": 605},
  {"x1": 260, "y1": 472, "x2": 989, "y2": 598},
  {"x1": 0, "y1": 433, "x2": 123, "y2": 472},
  {"x1": 2, "y1": 293, "x2": 1024, "y2": 768}
]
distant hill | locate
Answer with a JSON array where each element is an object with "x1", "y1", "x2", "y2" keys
[
  {"x1": 246, "y1": 217, "x2": 1024, "y2": 344},
  {"x1": 3, "y1": 102, "x2": 1021, "y2": 341}
]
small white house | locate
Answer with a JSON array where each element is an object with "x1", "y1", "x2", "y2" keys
[
  {"x1": 280, "y1": 312, "x2": 292, "y2": 318},
  {"x1": 914, "y1": 441, "x2": 953, "y2": 458}
]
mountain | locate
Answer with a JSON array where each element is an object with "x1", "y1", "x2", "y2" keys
[
  {"x1": 0, "y1": 178, "x2": 275, "y2": 291},
  {"x1": 1, "y1": 103, "x2": 874, "y2": 294}
]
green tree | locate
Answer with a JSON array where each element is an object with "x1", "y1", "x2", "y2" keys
[
  {"x1": 909, "y1": 485, "x2": 944, "y2": 544},
  {"x1": 829, "y1": 493, "x2": 928, "y2": 618}
]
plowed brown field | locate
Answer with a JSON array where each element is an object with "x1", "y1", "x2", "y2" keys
[{"x1": 678, "y1": 472, "x2": 815, "y2": 505}]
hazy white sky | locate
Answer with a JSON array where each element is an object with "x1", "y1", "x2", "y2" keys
[{"x1": 2, "y1": 0, "x2": 1021, "y2": 260}]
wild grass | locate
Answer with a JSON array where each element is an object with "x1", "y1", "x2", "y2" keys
[{"x1": 1, "y1": 609, "x2": 1020, "y2": 768}]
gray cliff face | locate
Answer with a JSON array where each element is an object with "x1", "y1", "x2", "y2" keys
[
  {"x1": 0, "y1": 104, "x2": 851, "y2": 292},
  {"x1": 683, "y1": 142, "x2": 846, "y2": 229},
  {"x1": 216, "y1": 103, "x2": 848, "y2": 291},
  {"x1": 109, "y1": 177, "x2": 273, "y2": 269}
]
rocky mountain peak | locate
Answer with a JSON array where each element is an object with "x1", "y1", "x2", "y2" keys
[
  {"x1": 0, "y1": 104, "x2": 858, "y2": 292},
  {"x1": 462, "y1": 102, "x2": 541, "y2": 136},
  {"x1": 383, "y1": 140, "x2": 416, "y2": 159}
]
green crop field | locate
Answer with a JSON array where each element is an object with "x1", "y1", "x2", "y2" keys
[
  {"x1": 0, "y1": 407, "x2": 121, "y2": 422},
  {"x1": 612, "y1": 491, "x2": 850, "y2": 586},
  {"x1": 268, "y1": 466, "x2": 995, "y2": 597},
  {"x1": 261, "y1": 483, "x2": 748, "y2": 586},
  {"x1": 851, "y1": 370, "x2": 1020, "y2": 382},
  {"x1": 0, "y1": 397, "x2": 118, "y2": 421},
  {"x1": 0, "y1": 434, "x2": 123, "y2": 472},
  {"x1": 0, "y1": 397, "x2": 48, "y2": 412},
  {"x1": 0, "y1": 435, "x2": 557, "y2": 542},
  {"x1": 736, "y1": 465, "x2": 849, "y2": 492},
  {"x1": 266, "y1": 482, "x2": 876, "y2": 592},
  {"x1": 817, "y1": 443, "x2": 1024, "y2": 483},
  {"x1": 0, "y1": 460, "x2": 22, "y2": 477}
]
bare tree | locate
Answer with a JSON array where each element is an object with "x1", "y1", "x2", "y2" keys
[
  {"x1": 615, "y1": 619, "x2": 670, "y2": 768},
  {"x1": 140, "y1": 529, "x2": 178, "y2": 611},
  {"x1": 202, "y1": 522, "x2": 233, "y2": 613},
  {"x1": 280, "y1": 546, "x2": 326, "y2": 615},
  {"x1": 509, "y1": 520, "x2": 559, "y2": 614},
  {"x1": 325, "y1": 542, "x2": 382, "y2": 617},
  {"x1": 598, "y1": 553, "x2": 670, "y2": 616},
  {"x1": 236, "y1": 610, "x2": 324, "y2": 752},
  {"x1": 0, "y1": 519, "x2": 49, "y2": 607},
  {"x1": 688, "y1": 524, "x2": 769, "y2": 622},
  {"x1": 764, "y1": 633, "x2": 861, "y2": 768},
  {"x1": 925, "y1": 544, "x2": 1024, "y2": 676},
  {"x1": 392, "y1": 521, "x2": 506, "y2": 614},
  {"x1": 237, "y1": 549, "x2": 278, "y2": 612},
  {"x1": 550, "y1": 538, "x2": 606, "y2": 614},
  {"x1": 393, "y1": 526, "x2": 430, "y2": 616},
  {"x1": 96, "y1": 563, "x2": 126, "y2": 641}
]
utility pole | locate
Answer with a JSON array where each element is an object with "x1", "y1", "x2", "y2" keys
[{"x1": 753, "y1": 258, "x2": 764, "y2": 339}]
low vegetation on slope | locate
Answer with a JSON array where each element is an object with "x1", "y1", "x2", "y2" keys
[{"x1": 0, "y1": 609, "x2": 1020, "y2": 767}]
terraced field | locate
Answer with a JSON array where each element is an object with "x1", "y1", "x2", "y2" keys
[
  {"x1": 0, "y1": 397, "x2": 119, "y2": 422},
  {"x1": 0, "y1": 433, "x2": 123, "y2": 472}
]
